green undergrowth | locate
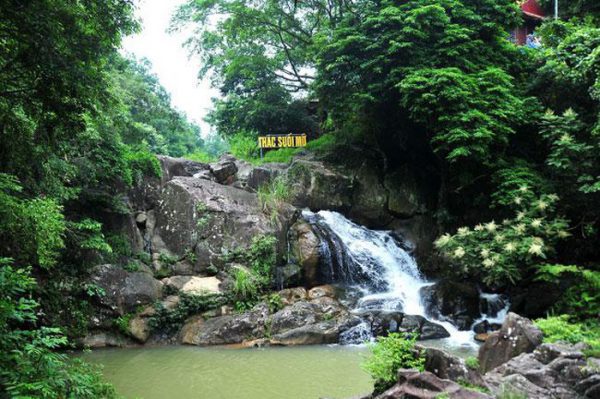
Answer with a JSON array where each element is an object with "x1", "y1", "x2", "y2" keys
[
  {"x1": 362, "y1": 332, "x2": 425, "y2": 394},
  {"x1": 148, "y1": 292, "x2": 227, "y2": 333},
  {"x1": 534, "y1": 315, "x2": 600, "y2": 357}
]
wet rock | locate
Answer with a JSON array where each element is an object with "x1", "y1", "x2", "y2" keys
[
  {"x1": 478, "y1": 313, "x2": 543, "y2": 373},
  {"x1": 289, "y1": 220, "x2": 320, "y2": 286},
  {"x1": 420, "y1": 280, "x2": 480, "y2": 330},
  {"x1": 475, "y1": 333, "x2": 489, "y2": 342},
  {"x1": 274, "y1": 263, "x2": 302, "y2": 288},
  {"x1": 161, "y1": 275, "x2": 222, "y2": 295},
  {"x1": 180, "y1": 304, "x2": 269, "y2": 345},
  {"x1": 399, "y1": 315, "x2": 450, "y2": 340},
  {"x1": 384, "y1": 166, "x2": 427, "y2": 218},
  {"x1": 375, "y1": 369, "x2": 492, "y2": 399},
  {"x1": 278, "y1": 287, "x2": 308, "y2": 306},
  {"x1": 349, "y1": 161, "x2": 390, "y2": 226},
  {"x1": 307, "y1": 284, "x2": 336, "y2": 299},
  {"x1": 89, "y1": 264, "x2": 163, "y2": 315}
]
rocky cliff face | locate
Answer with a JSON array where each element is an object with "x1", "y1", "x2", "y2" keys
[{"x1": 83, "y1": 152, "x2": 435, "y2": 347}]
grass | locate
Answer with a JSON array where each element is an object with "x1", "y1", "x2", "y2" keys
[
  {"x1": 185, "y1": 149, "x2": 217, "y2": 163},
  {"x1": 257, "y1": 175, "x2": 291, "y2": 223}
]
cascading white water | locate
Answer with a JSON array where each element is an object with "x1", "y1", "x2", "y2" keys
[{"x1": 302, "y1": 210, "x2": 509, "y2": 348}]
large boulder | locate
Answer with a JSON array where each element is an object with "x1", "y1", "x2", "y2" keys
[
  {"x1": 349, "y1": 160, "x2": 390, "y2": 226},
  {"x1": 478, "y1": 312, "x2": 543, "y2": 373},
  {"x1": 158, "y1": 155, "x2": 210, "y2": 182},
  {"x1": 483, "y1": 342, "x2": 596, "y2": 399},
  {"x1": 286, "y1": 159, "x2": 353, "y2": 211},
  {"x1": 180, "y1": 304, "x2": 269, "y2": 345},
  {"x1": 289, "y1": 220, "x2": 320, "y2": 286},
  {"x1": 420, "y1": 280, "x2": 480, "y2": 330},
  {"x1": 154, "y1": 177, "x2": 295, "y2": 272},
  {"x1": 79, "y1": 331, "x2": 133, "y2": 348},
  {"x1": 375, "y1": 369, "x2": 492, "y2": 399},
  {"x1": 89, "y1": 264, "x2": 163, "y2": 315},
  {"x1": 422, "y1": 347, "x2": 487, "y2": 388},
  {"x1": 210, "y1": 158, "x2": 238, "y2": 184},
  {"x1": 365, "y1": 312, "x2": 450, "y2": 340},
  {"x1": 161, "y1": 275, "x2": 222, "y2": 295}
]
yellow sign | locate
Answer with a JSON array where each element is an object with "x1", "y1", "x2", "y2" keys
[{"x1": 258, "y1": 134, "x2": 307, "y2": 149}]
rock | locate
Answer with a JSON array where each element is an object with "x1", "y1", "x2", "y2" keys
[
  {"x1": 289, "y1": 220, "x2": 320, "y2": 286},
  {"x1": 274, "y1": 263, "x2": 302, "y2": 289},
  {"x1": 155, "y1": 177, "x2": 295, "y2": 271},
  {"x1": 135, "y1": 212, "x2": 147, "y2": 227},
  {"x1": 162, "y1": 275, "x2": 222, "y2": 295},
  {"x1": 384, "y1": 166, "x2": 426, "y2": 218},
  {"x1": 307, "y1": 284, "x2": 336, "y2": 299},
  {"x1": 482, "y1": 342, "x2": 592, "y2": 399},
  {"x1": 180, "y1": 304, "x2": 269, "y2": 345},
  {"x1": 80, "y1": 331, "x2": 131, "y2": 348},
  {"x1": 89, "y1": 264, "x2": 163, "y2": 315},
  {"x1": 286, "y1": 159, "x2": 353, "y2": 211},
  {"x1": 423, "y1": 347, "x2": 487, "y2": 387},
  {"x1": 420, "y1": 280, "x2": 480, "y2": 330},
  {"x1": 475, "y1": 333, "x2": 489, "y2": 342},
  {"x1": 399, "y1": 315, "x2": 450, "y2": 340},
  {"x1": 247, "y1": 164, "x2": 285, "y2": 190},
  {"x1": 349, "y1": 161, "x2": 390, "y2": 226},
  {"x1": 278, "y1": 287, "x2": 308, "y2": 306},
  {"x1": 270, "y1": 301, "x2": 323, "y2": 333},
  {"x1": 272, "y1": 321, "x2": 340, "y2": 345},
  {"x1": 172, "y1": 260, "x2": 194, "y2": 275},
  {"x1": 179, "y1": 315, "x2": 205, "y2": 344},
  {"x1": 128, "y1": 316, "x2": 150, "y2": 343},
  {"x1": 158, "y1": 155, "x2": 210, "y2": 181},
  {"x1": 478, "y1": 313, "x2": 543, "y2": 373},
  {"x1": 365, "y1": 312, "x2": 450, "y2": 340},
  {"x1": 210, "y1": 160, "x2": 238, "y2": 184},
  {"x1": 375, "y1": 369, "x2": 492, "y2": 399}
]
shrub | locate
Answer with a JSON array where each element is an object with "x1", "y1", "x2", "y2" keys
[
  {"x1": 362, "y1": 333, "x2": 425, "y2": 392},
  {"x1": 229, "y1": 132, "x2": 260, "y2": 161},
  {"x1": 185, "y1": 149, "x2": 217, "y2": 163},
  {"x1": 465, "y1": 356, "x2": 479, "y2": 370},
  {"x1": 258, "y1": 176, "x2": 290, "y2": 223},
  {"x1": 0, "y1": 258, "x2": 118, "y2": 398},
  {"x1": 535, "y1": 264, "x2": 600, "y2": 319},
  {"x1": 126, "y1": 146, "x2": 162, "y2": 181},
  {"x1": 534, "y1": 315, "x2": 600, "y2": 356},
  {"x1": 434, "y1": 192, "x2": 570, "y2": 287},
  {"x1": 148, "y1": 292, "x2": 227, "y2": 333}
]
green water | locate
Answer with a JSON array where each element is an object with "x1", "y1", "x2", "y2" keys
[{"x1": 82, "y1": 345, "x2": 372, "y2": 399}]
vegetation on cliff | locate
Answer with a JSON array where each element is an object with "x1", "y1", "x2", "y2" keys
[{"x1": 2, "y1": 0, "x2": 600, "y2": 396}]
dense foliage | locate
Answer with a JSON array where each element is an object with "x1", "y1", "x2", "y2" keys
[
  {"x1": 0, "y1": 0, "x2": 208, "y2": 396},
  {"x1": 363, "y1": 333, "x2": 425, "y2": 393}
]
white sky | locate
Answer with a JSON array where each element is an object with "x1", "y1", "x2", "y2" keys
[{"x1": 121, "y1": 0, "x2": 219, "y2": 136}]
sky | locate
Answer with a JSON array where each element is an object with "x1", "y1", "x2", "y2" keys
[{"x1": 121, "y1": 0, "x2": 218, "y2": 136}]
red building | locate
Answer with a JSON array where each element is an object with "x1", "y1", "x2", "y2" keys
[{"x1": 514, "y1": 0, "x2": 546, "y2": 45}]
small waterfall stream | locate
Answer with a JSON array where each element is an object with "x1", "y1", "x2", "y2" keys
[{"x1": 302, "y1": 210, "x2": 509, "y2": 348}]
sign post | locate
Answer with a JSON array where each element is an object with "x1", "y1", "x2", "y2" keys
[{"x1": 257, "y1": 134, "x2": 308, "y2": 159}]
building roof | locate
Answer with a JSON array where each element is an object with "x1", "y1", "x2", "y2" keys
[{"x1": 520, "y1": 0, "x2": 545, "y2": 20}]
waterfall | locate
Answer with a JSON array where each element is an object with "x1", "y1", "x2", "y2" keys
[{"x1": 302, "y1": 210, "x2": 509, "y2": 348}]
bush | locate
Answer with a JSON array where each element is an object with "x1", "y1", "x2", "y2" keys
[
  {"x1": 362, "y1": 333, "x2": 425, "y2": 393},
  {"x1": 126, "y1": 146, "x2": 162, "y2": 181},
  {"x1": 229, "y1": 132, "x2": 260, "y2": 161},
  {"x1": 148, "y1": 292, "x2": 227, "y2": 333},
  {"x1": 185, "y1": 149, "x2": 217, "y2": 163},
  {"x1": 465, "y1": 356, "x2": 479, "y2": 370},
  {"x1": 535, "y1": 264, "x2": 600, "y2": 319},
  {"x1": 534, "y1": 315, "x2": 600, "y2": 355},
  {"x1": 0, "y1": 258, "x2": 118, "y2": 398},
  {"x1": 434, "y1": 192, "x2": 570, "y2": 287},
  {"x1": 257, "y1": 176, "x2": 290, "y2": 222}
]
